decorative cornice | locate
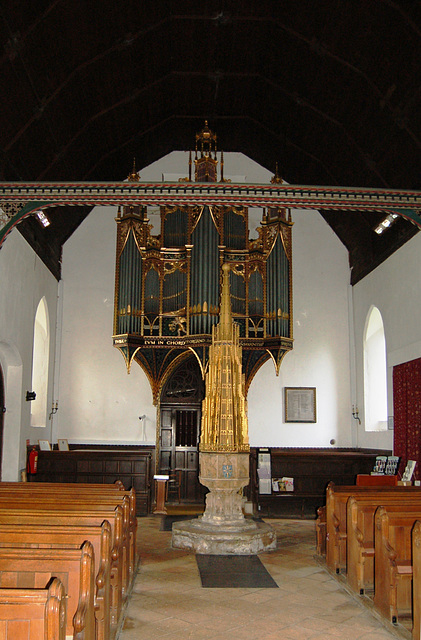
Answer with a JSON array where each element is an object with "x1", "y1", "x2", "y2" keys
[
  {"x1": 0, "y1": 182, "x2": 420, "y2": 211},
  {"x1": 1, "y1": 181, "x2": 420, "y2": 246}
]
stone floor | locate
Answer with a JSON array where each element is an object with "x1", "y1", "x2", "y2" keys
[{"x1": 118, "y1": 516, "x2": 409, "y2": 640}]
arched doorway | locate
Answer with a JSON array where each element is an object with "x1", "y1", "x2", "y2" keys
[
  {"x1": 159, "y1": 355, "x2": 206, "y2": 503},
  {"x1": 0, "y1": 364, "x2": 4, "y2": 479}
]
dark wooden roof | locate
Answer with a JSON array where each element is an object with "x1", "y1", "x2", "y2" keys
[{"x1": 1, "y1": 2, "x2": 420, "y2": 281}]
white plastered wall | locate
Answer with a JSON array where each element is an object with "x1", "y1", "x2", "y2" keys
[
  {"x1": 0, "y1": 229, "x2": 58, "y2": 479},
  {"x1": 352, "y1": 231, "x2": 421, "y2": 450},
  {"x1": 248, "y1": 208, "x2": 353, "y2": 447},
  {"x1": 57, "y1": 152, "x2": 355, "y2": 448},
  {"x1": 55, "y1": 205, "x2": 156, "y2": 445}
]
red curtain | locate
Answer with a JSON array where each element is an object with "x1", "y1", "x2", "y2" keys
[{"x1": 393, "y1": 357, "x2": 421, "y2": 481}]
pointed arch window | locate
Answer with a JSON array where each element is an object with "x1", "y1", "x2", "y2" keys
[
  {"x1": 363, "y1": 306, "x2": 388, "y2": 431},
  {"x1": 30, "y1": 298, "x2": 49, "y2": 428}
]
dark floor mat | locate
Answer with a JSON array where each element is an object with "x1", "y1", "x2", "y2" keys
[
  {"x1": 196, "y1": 554, "x2": 278, "y2": 588},
  {"x1": 160, "y1": 515, "x2": 198, "y2": 531}
]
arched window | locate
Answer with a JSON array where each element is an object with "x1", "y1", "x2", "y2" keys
[
  {"x1": 30, "y1": 298, "x2": 49, "y2": 428},
  {"x1": 363, "y1": 306, "x2": 388, "y2": 431}
]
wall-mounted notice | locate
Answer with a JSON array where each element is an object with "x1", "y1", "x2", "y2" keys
[
  {"x1": 258, "y1": 449, "x2": 272, "y2": 494},
  {"x1": 285, "y1": 387, "x2": 316, "y2": 423}
]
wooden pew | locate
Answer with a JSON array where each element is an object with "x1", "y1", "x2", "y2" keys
[
  {"x1": 0, "y1": 506, "x2": 124, "y2": 629},
  {"x1": 0, "y1": 578, "x2": 67, "y2": 640},
  {"x1": 1, "y1": 483, "x2": 136, "y2": 546},
  {"x1": 325, "y1": 483, "x2": 421, "y2": 574},
  {"x1": 347, "y1": 494, "x2": 421, "y2": 595},
  {"x1": 0, "y1": 541, "x2": 95, "y2": 640},
  {"x1": 0, "y1": 485, "x2": 137, "y2": 584},
  {"x1": 0, "y1": 521, "x2": 112, "y2": 640},
  {"x1": 0, "y1": 481, "x2": 137, "y2": 564},
  {"x1": 1, "y1": 481, "x2": 134, "y2": 518},
  {"x1": 412, "y1": 521, "x2": 421, "y2": 640},
  {"x1": 373, "y1": 506, "x2": 421, "y2": 625},
  {"x1": 0, "y1": 493, "x2": 132, "y2": 597}
]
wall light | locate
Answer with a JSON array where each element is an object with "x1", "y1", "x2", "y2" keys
[
  {"x1": 352, "y1": 405, "x2": 361, "y2": 425},
  {"x1": 374, "y1": 213, "x2": 399, "y2": 235},
  {"x1": 35, "y1": 210, "x2": 51, "y2": 228}
]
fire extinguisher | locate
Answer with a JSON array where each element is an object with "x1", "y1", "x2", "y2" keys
[{"x1": 27, "y1": 447, "x2": 38, "y2": 475}]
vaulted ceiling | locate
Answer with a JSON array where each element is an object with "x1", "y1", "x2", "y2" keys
[{"x1": 1, "y1": 2, "x2": 420, "y2": 282}]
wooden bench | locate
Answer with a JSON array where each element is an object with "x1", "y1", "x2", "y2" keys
[
  {"x1": 0, "y1": 506, "x2": 124, "y2": 629},
  {"x1": 346, "y1": 494, "x2": 421, "y2": 595},
  {"x1": 0, "y1": 484, "x2": 137, "y2": 581},
  {"x1": 0, "y1": 540, "x2": 95, "y2": 640},
  {"x1": 0, "y1": 578, "x2": 66, "y2": 640},
  {"x1": 325, "y1": 483, "x2": 421, "y2": 573},
  {"x1": 373, "y1": 506, "x2": 421, "y2": 625},
  {"x1": 0, "y1": 521, "x2": 112, "y2": 640},
  {"x1": 1, "y1": 483, "x2": 137, "y2": 550},
  {"x1": 0, "y1": 493, "x2": 132, "y2": 597}
]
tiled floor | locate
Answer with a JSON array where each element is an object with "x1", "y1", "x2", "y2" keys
[{"x1": 118, "y1": 516, "x2": 408, "y2": 640}]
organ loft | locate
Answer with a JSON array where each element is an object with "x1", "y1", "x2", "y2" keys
[{"x1": 113, "y1": 121, "x2": 294, "y2": 402}]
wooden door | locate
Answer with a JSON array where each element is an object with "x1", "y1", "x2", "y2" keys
[
  {"x1": 159, "y1": 356, "x2": 205, "y2": 503},
  {"x1": 160, "y1": 406, "x2": 204, "y2": 502}
]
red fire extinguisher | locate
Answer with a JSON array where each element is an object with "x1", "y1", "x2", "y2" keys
[{"x1": 27, "y1": 447, "x2": 38, "y2": 475}]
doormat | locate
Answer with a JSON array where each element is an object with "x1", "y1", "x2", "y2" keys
[
  {"x1": 160, "y1": 515, "x2": 198, "y2": 531},
  {"x1": 196, "y1": 554, "x2": 278, "y2": 588}
]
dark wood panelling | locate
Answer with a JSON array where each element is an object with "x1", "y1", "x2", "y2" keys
[
  {"x1": 251, "y1": 448, "x2": 392, "y2": 519},
  {"x1": 30, "y1": 446, "x2": 155, "y2": 516}
]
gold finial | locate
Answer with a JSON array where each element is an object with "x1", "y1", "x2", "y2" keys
[
  {"x1": 219, "y1": 263, "x2": 233, "y2": 340},
  {"x1": 196, "y1": 120, "x2": 217, "y2": 146},
  {"x1": 199, "y1": 263, "x2": 249, "y2": 453},
  {"x1": 270, "y1": 162, "x2": 284, "y2": 184},
  {"x1": 127, "y1": 158, "x2": 140, "y2": 182},
  {"x1": 194, "y1": 121, "x2": 218, "y2": 181}
]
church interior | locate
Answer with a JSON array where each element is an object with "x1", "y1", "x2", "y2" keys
[{"x1": 0, "y1": 3, "x2": 421, "y2": 639}]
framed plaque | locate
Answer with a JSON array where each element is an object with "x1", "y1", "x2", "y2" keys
[
  {"x1": 285, "y1": 387, "x2": 316, "y2": 423},
  {"x1": 38, "y1": 439, "x2": 51, "y2": 451},
  {"x1": 58, "y1": 438, "x2": 69, "y2": 451}
]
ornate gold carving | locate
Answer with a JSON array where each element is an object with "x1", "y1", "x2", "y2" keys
[
  {"x1": 190, "y1": 205, "x2": 204, "y2": 233},
  {"x1": 127, "y1": 158, "x2": 140, "y2": 182},
  {"x1": 230, "y1": 264, "x2": 245, "y2": 277},
  {"x1": 210, "y1": 205, "x2": 222, "y2": 230},
  {"x1": 200, "y1": 264, "x2": 249, "y2": 453},
  {"x1": 280, "y1": 225, "x2": 292, "y2": 259},
  {"x1": 194, "y1": 121, "x2": 218, "y2": 182},
  {"x1": 249, "y1": 227, "x2": 264, "y2": 251},
  {"x1": 163, "y1": 261, "x2": 187, "y2": 275},
  {"x1": 265, "y1": 225, "x2": 278, "y2": 251},
  {"x1": 169, "y1": 317, "x2": 187, "y2": 336},
  {"x1": 270, "y1": 162, "x2": 284, "y2": 184}
]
